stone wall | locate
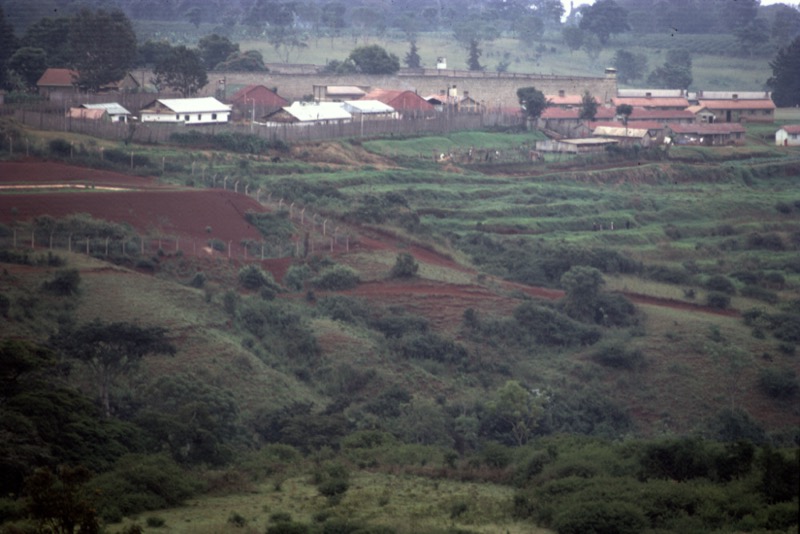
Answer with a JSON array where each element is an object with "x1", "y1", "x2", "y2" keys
[{"x1": 155, "y1": 68, "x2": 618, "y2": 109}]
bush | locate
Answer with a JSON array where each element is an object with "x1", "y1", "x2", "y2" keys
[
  {"x1": 396, "y1": 332, "x2": 468, "y2": 363},
  {"x1": 238, "y1": 264, "x2": 279, "y2": 291},
  {"x1": 41, "y1": 269, "x2": 81, "y2": 296},
  {"x1": 389, "y1": 252, "x2": 419, "y2": 278},
  {"x1": 739, "y1": 285, "x2": 778, "y2": 304},
  {"x1": 48, "y1": 138, "x2": 72, "y2": 157},
  {"x1": 705, "y1": 274, "x2": 736, "y2": 295},
  {"x1": 552, "y1": 500, "x2": 647, "y2": 534},
  {"x1": 188, "y1": 271, "x2": 206, "y2": 288},
  {"x1": 706, "y1": 292, "x2": 730, "y2": 309},
  {"x1": 758, "y1": 368, "x2": 799, "y2": 399},
  {"x1": 317, "y1": 296, "x2": 369, "y2": 324},
  {"x1": 284, "y1": 264, "x2": 312, "y2": 291},
  {"x1": 311, "y1": 265, "x2": 360, "y2": 291},
  {"x1": 590, "y1": 344, "x2": 645, "y2": 370}
]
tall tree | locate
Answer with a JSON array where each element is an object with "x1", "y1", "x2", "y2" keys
[
  {"x1": 771, "y1": 4, "x2": 800, "y2": 43},
  {"x1": 348, "y1": 45, "x2": 400, "y2": 74},
  {"x1": 616, "y1": 103, "x2": 634, "y2": 125},
  {"x1": 21, "y1": 16, "x2": 72, "y2": 67},
  {"x1": 579, "y1": 0, "x2": 630, "y2": 45},
  {"x1": 8, "y1": 47, "x2": 48, "y2": 90},
  {"x1": 612, "y1": 49, "x2": 647, "y2": 83},
  {"x1": 198, "y1": 34, "x2": 239, "y2": 70},
  {"x1": 768, "y1": 36, "x2": 800, "y2": 107},
  {"x1": 561, "y1": 266, "x2": 605, "y2": 322},
  {"x1": 562, "y1": 26, "x2": 585, "y2": 54},
  {"x1": 53, "y1": 320, "x2": 175, "y2": 417},
  {"x1": 68, "y1": 9, "x2": 137, "y2": 92},
  {"x1": 487, "y1": 380, "x2": 544, "y2": 446},
  {"x1": 0, "y1": 6, "x2": 18, "y2": 89},
  {"x1": 579, "y1": 90, "x2": 598, "y2": 121},
  {"x1": 735, "y1": 18, "x2": 770, "y2": 55},
  {"x1": 153, "y1": 46, "x2": 208, "y2": 96},
  {"x1": 404, "y1": 40, "x2": 422, "y2": 69},
  {"x1": 517, "y1": 86, "x2": 549, "y2": 122},
  {"x1": 648, "y1": 49, "x2": 692, "y2": 89}
]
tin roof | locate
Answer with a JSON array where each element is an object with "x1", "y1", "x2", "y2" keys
[
  {"x1": 67, "y1": 108, "x2": 107, "y2": 120},
  {"x1": 148, "y1": 97, "x2": 231, "y2": 113},
  {"x1": 593, "y1": 126, "x2": 649, "y2": 138},
  {"x1": 327, "y1": 86, "x2": 366, "y2": 96},
  {"x1": 81, "y1": 103, "x2": 131, "y2": 115},
  {"x1": 37, "y1": 68, "x2": 78, "y2": 87},
  {"x1": 282, "y1": 101, "x2": 352, "y2": 122},
  {"x1": 778, "y1": 125, "x2": 800, "y2": 134},
  {"x1": 668, "y1": 123, "x2": 746, "y2": 134},
  {"x1": 342, "y1": 100, "x2": 395, "y2": 114},
  {"x1": 612, "y1": 96, "x2": 690, "y2": 108},
  {"x1": 698, "y1": 99, "x2": 776, "y2": 110},
  {"x1": 362, "y1": 89, "x2": 435, "y2": 111}
]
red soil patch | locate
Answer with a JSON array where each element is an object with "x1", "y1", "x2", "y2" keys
[{"x1": 0, "y1": 160, "x2": 160, "y2": 189}]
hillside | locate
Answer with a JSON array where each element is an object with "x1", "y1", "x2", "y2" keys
[{"x1": 1, "y1": 124, "x2": 799, "y2": 533}]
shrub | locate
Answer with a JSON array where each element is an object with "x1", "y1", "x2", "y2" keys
[
  {"x1": 552, "y1": 500, "x2": 647, "y2": 534},
  {"x1": 48, "y1": 138, "x2": 72, "y2": 157},
  {"x1": 311, "y1": 265, "x2": 360, "y2": 290},
  {"x1": 396, "y1": 332, "x2": 468, "y2": 363},
  {"x1": 188, "y1": 271, "x2": 206, "y2": 288},
  {"x1": 227, "y1": 511, "x2": 247, "y2": 527},
  {"x1": 706, "y1": 292, "x2": 730, "y2": 309},
  {"x1": 238, "y1": 264, "x2": 279, "y2": 291},
  {"x1": 145, "y1": 516, "x2": 165, "y2": 527},
  {"x1": 284, "y1": 264, "x2": 312, "y2": 292},
  {"x1": 317, "y1": 296, "x2": 369, "y2": 324},
  {"x1": 746, "y1": 232, "x2": 785, "y2": 251},
  {"x1": 590, "y1": 344, "x2": 645, "y2": 370},
  {"x1": 739, "y1": 285, "x2": 778, "y2": 304},
  {"x1": 758, "y1": 368, "x2": 799, "y2": 399},
  {"x1": 42, "y1": 269, "x2": 81, "y2": 296},
  {"x1": 389, "y1": 252, "x2": 419, "y2": 278},
  {"x1": 705, "y1": 274, "x2": 736, "y2": 295}
]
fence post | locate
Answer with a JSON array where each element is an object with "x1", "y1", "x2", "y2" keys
[
  {"x1": 85, "y1": 238, "x2": 89, "y2": 255},
  {"x1": 105, "y1": 237, "x2": 109, "y2": 256},
  {"x1": 176, "y1": 237, "x2": 179, "y2": 253},
  {"x1": 140, "y1": 236, "x2": 144, "y2": 255},
  {"x1": 261, "y1": 242, "x2": 265, "y2": 260},
  {"x1": 228, "y1": 241, "x2": 232, "y2": 259},
  {"x1": 68, "y1": 233, "x2": 72, "y2": 252}
]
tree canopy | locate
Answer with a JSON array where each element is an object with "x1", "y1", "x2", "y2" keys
[
  {"x1": 517, "y1": 86, "x2": 550, "y2": 121},
  {"x1": 648, "y1": 49, "x2": 693, "y2": 89},
  {"x1": 153, "y1": 45, "x2": 208, "y2": 96},
  {"x1": 768, "y1": 35, "x2": 800, "y2": 107},
  {"x1": 578, "y1": 0, "x2": 630, "y2": 45},
  {"x1": 348, "y1": 45, "x2": 400, "y2": 74},
  {"x1": 579, "y1": 90, "x2": 598, "y2": 121},
  {"x1": 68, "y1": 8, "x2": 137, "y2": 92},
  {"x1": 197, "y1": 34, "x2": 239, "y2": 70}
]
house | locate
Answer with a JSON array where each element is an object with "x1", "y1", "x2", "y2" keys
[
  {"x1": 593, "y1": 125, "x2": 654, "y2": 147},
  {"x1": 361, "y1": 89, "x2": 436, "y2": 117},
  {"x1": 696, "y1": 91, "x2": 775, "y2": 123},
  {"x1": 459, "y1": 92, "x2": 482, "y2": 113},
  {"x1": 686, "y1": 105, "x2": 716, "y2": 124},
  {"x1": 341, "y1": 100, "x2": 397, "y2": 120},
  {"x1": 536, "y1": 138, "x2": 619, "y2": 154},
  {"x1": 79, "y1": 103, "x2": 131, "y2": 123},
  {"x1": 139, "y1": 97, "x2": 231, "y2": 124},
  {"x1": 546, "y1": 92, "x2": 600, "y2": 109},
  {"x1": 67, "y1": 107, "x2": 108, "y2": 121},
  {"x1": 228, "y1": 85, "x2": 288, "y2": 120},
  {"x1": 100, "y1": 72, "x2": 140, "y2": 93},
  {"x1": 666, "y1": 123, "x2": 747, "y2": 146},
  {"x1": 424, "y1": 95, "x2": 446, "y2": 111},
  {"x1": 776, "y1": 125, "x2": 800, "y2": 146},
  {"x1": 587, "y1": 121, "x2": 666, "y2": 142},
  {"x1": 313, "y1": 85, "x2": 367, "y2": 102},
  {"x1": 262, "y1": 101, "x2": 352, "y2": 125},
  {"x1": 37, "y1": 68, "x2": 79, "y2": 99},
  {"x1": 614, "y1": 89, "x2": 690, "y2": 110}
]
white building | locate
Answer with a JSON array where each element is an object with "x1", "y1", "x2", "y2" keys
[
  {"x1": 776, "y1": 125, "x2": 800, "y2": 146},
  {"x1": 139, "y1": 97, "x2": 231, "y2": 124},
  {"x1": 262, "y1": 101, "x2": 352, "y2": 125},
  {"x1": 80, "y1": 103, "x2": 131, "y2": 123},
  {"x1": 341, "y1": 100, "x2": 397, "y2": 120}
]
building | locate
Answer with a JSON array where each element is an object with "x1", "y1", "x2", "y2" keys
[
  {"x1": 695, "y1": 92, "x2": 775, "y2": 123},
  {"x1": 776, "y1": 125, "x2": 800, "y2": 146},
  {"x1": 361, "y1": 89, "x2": 436, "y2": 117},
  {"x1": 139, "y1": 97, "x2": 231, "y2": 124},
  {"x1": 536, "y1": 138, "x2": 619, "y2": 154},
  {"x1": 593, "y1": 126, "x2": 654, "y2": 147},
  {"x1": 79, "y1": 103, "x2": 131, "y2": 123},
  {"x1": 228, "y1": 85, "x2": 289, "y2": 121},
  {"x1": 67, "y1": 108, "x2": 108, "y2": 121},
  {"x1": 546, "y1": 92, "x2": 600, "y2": 109},
  {"x1": 341, "y1": 100, "x2": 397, "y2": 120},
  {"x1": 36, "y1": 68, "x2": 79, "y2": 99},
  {"x1": 614, "y1": 89, "x2": 690, "y2": 110},
  {"x1": 667, "y1": 123, "x2": 747, "y2": 146},
  {"x1": 686, "y1": 105, "x2": 716, "y2": 124},
  {"x1": 262, "y1": 101, "x2": 352, "y2": 125},
  {"x1": 313, "y1": 85, "x2": 368, "y2": 102}
]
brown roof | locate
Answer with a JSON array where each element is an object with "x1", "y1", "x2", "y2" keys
[
  {"x1": 229, "y1": 85, "x2": 288, "y2": 107},
  {"x1": 546, "y1": 94, "x2": 599, "y2": 106},
  {"x1": 361, "y1": 89, "x2": 434, "y2": 112},
  {"x1": 612, "y1": 96, "x2": 690, "y2": 108},
  {"x1": 37, "y1": 68, "x2": 78, "y2": 87},
  {"x1": 668, "y1": 123, "x2": 746, "y2": 134},
  {"x1": 779, "y1": 125, "x2": 800, "y2": 134},
  {"x1": 699, "y1": 99, "x2": 776, "y2": 110},
  {"x1": 589, "y1": 121, "x2": 665, "y2": 131},
  {"x1": 67, "y1": 108, "x2": 107, "y2": 120}
]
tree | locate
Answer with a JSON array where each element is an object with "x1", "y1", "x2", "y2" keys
[
  {"x1": 68, "y1": 9, "x2": 137, "y2": 92},
  {"x1": 579, "y1": 0, "x2": 630, "y2": 45},
  {"x1": 616, "y1": 103, "x2": 634, "y2": 125},
  {"x1": 648, "y1": 49, "x2": 692, "y2": 89},
  {"x1": 467, "y1": 39, "x2": 484, "y2": 71},
  {"x1": 0, "y1": 6, "x2": 18, "y2": 89},
  {"x1": 404, "y1": 40, "x2": 422, "y2": 69},
  {"x1": 53, "y1": 320, "x2": 175, "y2": 417},
  {"x1": 197, "y1": 34, "x2": 239, "y2": 70},
  {"x1": 348, "y1": 45, "x2": 400, "y2": 74},
  {"x1": 579, "y1": 90, "x2": 598, "y2": 120},
  {"x1": 216, "y1": 50, "x2": 269, "y2": 72},
  {"x1": 24, "y1": 465, "x2": 100, "y2": 534},
  {"x1": 612, "y1": 49, "x2": 647, "y2": 83},
  {"x1": 562, "y1": 26, "x2": 585, "y2": 54},
  {"x1": 719, "y1": 0, "x2": 760, "y2": 32},
  {"x1": 560, "y1": 265, "x2": 605, "y2": 322},
  {"x1": 517, "y1": 86, "x2": 550, "y2": 122},
  {"x1": 768, "y1": 36, "x2": 800, "y2": 107},
  {"x1": 771, "y1": 4, "x2": 800, "y2": 43},
  {"x1": 453, "y1": 18, "x2": 498, "y2": 71},
  {"x1": 153, "y1": 46, "x2": 208, "y2": 96},
  {"x1": 487, "y1": 380, "x2": 544, "y2": 446},
  {"x1": 8, "y1": 47, "x2": 47, "y2": 89},
  {"x1": 390, "y1": 252, "x2": 419, "y2": 279},
  {"x1": 137, "y1": 40, "x2": 174, "y2": 68},
  {"x1": 21, "y1": 16, "x2": 71, "y2": 68},
  {"x1": 735, "y1": 18, "x2": 770, "y2": 55}
]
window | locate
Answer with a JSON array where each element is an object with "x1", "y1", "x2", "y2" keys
[
  {"x1": 184, "y1": 114, "x2": 190, "y2": 121},
  {"x1": 175, "y1": 114, "x2": 179, "y2": 120},
  {"x1": 212, "y1": 113, "x2": 217, "y2": 120},
  {"x1": 198, "y1": 114, "x2": 202, "y2": 120}
]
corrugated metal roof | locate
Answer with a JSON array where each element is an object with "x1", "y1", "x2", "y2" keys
[
  {"x1": 695, "y1": 91, "x2": 771, "y2": 100},
  {"x1": 593, "y1": 126, "x2": 649, "y2": 138},
  {"x1": 68, "y1": 108, "x2": 107, "y2": 120},
  {"x1": 282, "y1": 102, "x2": 352, "y2": 122},
  {"x1": 156, "y1": 97, "x2": 231, "y2": 113},
  {"x1": 561, "y1": 138, "x2": 619, "y2": 145},
  {"x1": 82, "y1": 103, "x2": 131, "y2": 115},
  {"x1": 668, "y1": 123, "x2": 746, "y2": 134},
  {"x1": 612, "y1": 96, "x2": 690, "y2": 108},
  {"x1": 698, "y1": 99, "x2": 775, "y2": 110},
  {"x1": 618, "y1": 89, "x2": 685, "y2": 98},
  {"x1": 327, "y1": 86, "x2": 366, "y2": 96},
  {"x1": 342, "y1": 100, "x2": 395, "y2": 114},
  {"x1": 778, "y1": 125, "x2": 800, "y2": 134}
]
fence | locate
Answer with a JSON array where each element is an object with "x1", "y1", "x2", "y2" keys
[{"x1": 10, "y1": 107, "x2": 523, "y2": 146}]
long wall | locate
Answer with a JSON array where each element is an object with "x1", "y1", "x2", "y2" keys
[{"x1": 134, "y1": 68, "x2": 619, "y2": 109}]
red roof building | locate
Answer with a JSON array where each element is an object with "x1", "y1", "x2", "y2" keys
[
  {"x1": 697, "y1": 98, "x2": 775, "y2": 123},
  {"x1": 228, "y1": 85, "x2": 288, "y2": 120},
  {"x1": 37, "y1": 68, "x2": 79, "y2": 98},
  {"x1": 667, "y1": 123, "x2": 747, "y2": 145},
  {"x1": 361, "y1": 89, "x2": 435, "y2": 116},
  {"x1": 612, "y1": 96, "x2": 690, "y2": 110}
]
